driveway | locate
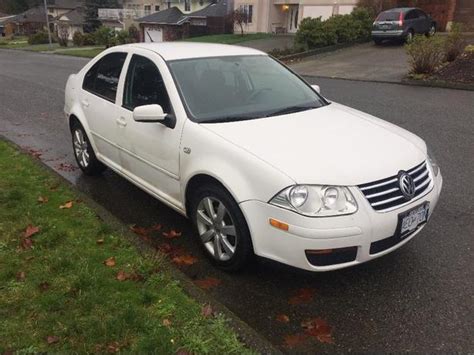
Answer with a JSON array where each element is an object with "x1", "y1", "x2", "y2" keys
[
  {"x1": 290, "y1": 42, "x2": 409, "y2": 83},
  {"x1": 1, "y1": 49, "x2": 473, "y2": 353}
]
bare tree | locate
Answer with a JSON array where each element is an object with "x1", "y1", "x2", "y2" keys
[
  {"x1": 232, "y1": 9, "x2": 247, "y2": 36},
  {"x1": 58, "y1": 25, "x2": 69, "y2": 47}
]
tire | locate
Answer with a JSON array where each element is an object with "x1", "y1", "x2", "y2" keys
[
  {"x1": 373, "y1": 38, "x2": 383, "y2": 45},
  {"x1": 426, "y1": 23, "x2": 436, "y2": 37},
  {"x1": 405, "y1": 29, "x2": 414, "y2": 43},
  {"x1": 190, "y1": 184, "x2": 254, "y2": 271},
  {"x1": 70, "y1": 120, "x2": 106, "y2": 176}
]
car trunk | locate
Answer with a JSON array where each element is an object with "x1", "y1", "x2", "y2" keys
[{"x1": 374, "y1": 10, "x2": 403, "y2": 31}]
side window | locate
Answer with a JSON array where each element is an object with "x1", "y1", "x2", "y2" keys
[
  {"x1": 123, "y1": 54, "x2": 172, "y2": 113},
  {"x1": 83, "y1": 52, "x2": 127, "y2": 102},
  {"x1": 417, "y1": 10, "x2": 426, "y2": 19}
]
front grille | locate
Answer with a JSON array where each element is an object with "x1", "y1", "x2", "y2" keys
[{"x1": 358, "y1": 161, "x2": 432, "y2": 212}]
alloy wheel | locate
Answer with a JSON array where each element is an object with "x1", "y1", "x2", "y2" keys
[
  {"x1": 196, "y1": 197, "x2": 237, "y2": 261},
  {"x1": 429, "y1": 25, "x2": 436, "y2": 36},
  {"x1": 73, "y1": 129, "x2": 90, "y2": 168}
]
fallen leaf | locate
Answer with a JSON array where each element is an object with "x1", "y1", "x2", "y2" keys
[
  {"x1": 24, "y1": 224, "x2": 40, "y2": 238},
  {"x1": 130, "y1": 225, "x2": 149, "y2": 236},
  {"x1": 201, "y1": 304, "x2": 213, "y2": 318},
  {"x1": 172, "y1": 254, "x2": 198, "y2": 266},
  {"x1": 288, "y1": 287, "x2": 316, "y2": 305},
  {"x1": 37, "y1": 196, "x2": 48, "y2": 204},
  {"x1": 163, "y1": 229, "x2": 182, "y2": 239},
  {"x1": 162, "y1": 318, "x2": 171, "y2": 327},
  {"x1": 150, "y1": 223, "x2": 162, "y2": 231},
  {"x1": 96, "y1": 239, "x2": 104, "y2": 245},
  {"x1": 276, "y1": 314, "x2": 290, "y2": 323},
  {"x1": 20, "y1": 237, "x2": 34, "y2": 250},
  {"x1": 104, "y1": 257, "x2": 116, "y2": 267},
  {"x1": 28, "y1": 148, "x2": 42, "y2": 159},
  {"x1": 16, "y1": 271, "x2": 26, "y2": 281},
  {"x1": 39, "y1": 282, "x2": 50, "y2": 291},
  {"x1": 301, "y1": 317, "x2": 334, "y2": 344},
  {"x1": 106, "y1": 341, "x2": 121, "y2": 353},
  {"x1": 283, "y1": 333, "x2": 308, "y2": 348},
  {"x1": 176, "y1": 348, "x2": 192, "y2": 355},
  {"x1": 59, "y1": 201, "x2": 73, "y2": 209},
  {"x1": 158, "y1": 243, "x2": 173, "y2": 255},
  {"x1": 55, "y1": 163, "x2": 77, "y2": 172},
  {"x1": 49, "y1": 183, "x2": 60, "y2": 191},
  {"x1": 46, "y1": 335, "x2": 59, "y2": 344},
  {"x1": 116, "y1": 270, "x2": 129, "y2": 281},
  {"x1": 194, "y1": 277, "x2": 221, "y2": 290}
]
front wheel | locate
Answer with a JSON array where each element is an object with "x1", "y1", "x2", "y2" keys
[
  {"x1": 71, "y1": 121, "x2": 106, "y2": 175},
  {"x1": 427, "y1": 23, "x2": 436, "y2": 37},
  {"x1": 405, "y1": 29, "x2": 414, "y2": 43},
  {"x1": 190, "y1": 184, "x2": 254, "y2": 271}
]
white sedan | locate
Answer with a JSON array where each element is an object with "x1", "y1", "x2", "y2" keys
[{"x1": 64, "y1": 43, "x2": 442, "y2": 272}]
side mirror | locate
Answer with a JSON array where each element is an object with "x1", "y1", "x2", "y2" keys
[
  {"x1": 311, "y1": 84, "x2": 321, "y2": 94},
  {"x1": 133, "y1": 104, "x2": 167, "y2": 123}
]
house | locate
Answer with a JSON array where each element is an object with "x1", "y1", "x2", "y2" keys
[
  {"x1": 0, "y1": 12, "x2": 14, "y2": 37},
  {"x1": 56, "y1": 6, "x2": 86, "y2": 40},
  {"x1": 138, "y1": 0, "x2": 232, "y2": 42},
  {"x1": 233, "y1": 0, "x2": 358, "y2": 34},
  {"x1": 1, "y1": 6, "x2": 54, "y2": 36}
]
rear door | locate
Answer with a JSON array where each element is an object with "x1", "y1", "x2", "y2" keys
[
  {"x1": 81, "y1": 52, "x2": 128, "y2": 169},
  {"x1": 416, "y1": 9, "x2": 430, "y2": 33}
]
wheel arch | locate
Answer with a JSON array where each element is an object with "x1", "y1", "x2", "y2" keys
[{"x1": 67, "y1": 109, "x2": 99, "y2": 154}]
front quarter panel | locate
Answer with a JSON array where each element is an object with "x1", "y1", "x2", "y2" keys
[{"x1": 180, "y1": 121, "x2": 295, "y2": 207}]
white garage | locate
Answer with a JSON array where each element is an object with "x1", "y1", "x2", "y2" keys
[
  {"x1": 301, "y1": 5, "x2": 334, "y2": 21},
  {"x1": 143, "y1": 26, "x2": 163, "y2": 43}
]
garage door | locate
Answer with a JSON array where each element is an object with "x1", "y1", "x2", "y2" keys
[
  {"x1": 144, "y1": 27, "x2": 163, "y2": 43},
  {"x1": 301, "y1": 5, "x2": 334, "y2": 21}
]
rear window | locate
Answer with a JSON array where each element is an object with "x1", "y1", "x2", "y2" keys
[{"x1": 377, "y1": 11, "x2": 401, "y2": 21}]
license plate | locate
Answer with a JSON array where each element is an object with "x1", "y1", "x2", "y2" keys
[
  {"x1": 397, "y1": 202, "x2": 430, "y2": 239},
  {"x1": 380, "y1": 24, "x2": 390, "y2": 30}
]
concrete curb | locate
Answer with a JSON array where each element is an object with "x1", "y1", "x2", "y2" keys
[
  {"x1": 401, "y1": 78, "x2": 474, "y2": 91},
  {"x1": 0, "y1": 135, "x2": 282, "y2": 355}
]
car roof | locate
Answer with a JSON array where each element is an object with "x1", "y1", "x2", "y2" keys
[{"x1": 121, "y1": 42, "x2": 266, "y2": 61}]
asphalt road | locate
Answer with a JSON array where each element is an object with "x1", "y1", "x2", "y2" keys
[{"x1": 1, "y1": 49, "x2": 473, "y2": 353}]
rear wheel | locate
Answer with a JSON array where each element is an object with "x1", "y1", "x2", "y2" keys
[
  {"x1": 373, "y1": 38, "x2": 383, "y2": 45},
  {"x1": 405, "y1": 29, "x2": 414, "y2": 43},
  {"x1": 71, "y1": 121, "x2": 106, "y2": 175},
  {"x1": 427, "y1": 23, "x2": 436, "y2": 37},
  {"x1": 190, "y1": 184, "x2": 254, "y2": 271}
]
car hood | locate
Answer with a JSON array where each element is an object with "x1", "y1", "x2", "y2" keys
[{"x1": 202, "y1": 103, "x2": 427, "y2": 186}]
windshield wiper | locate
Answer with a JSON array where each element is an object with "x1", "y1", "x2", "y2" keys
[
  {"x1": 199, "y1": 115, "x2": 260, "y2": 124},
  {"x1": 264, "y1": 105, "x2": 319, "y2": 118}
]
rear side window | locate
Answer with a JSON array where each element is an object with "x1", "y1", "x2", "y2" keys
[
  {"x1": 123, "y1": 54, "x2": 171, "y2": 113},
  {"x1": 377, "y1": 11, "x2": 401, "y2": 21},
  {"x1": 83, "y1": 52, "x2": 127, "y2": 102},
  {"x1": 405, "y1": 10, "x2": 418, "y2": 20}
]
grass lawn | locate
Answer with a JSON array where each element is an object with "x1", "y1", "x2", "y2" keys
[
  {"x1": 183, "y1": 33, "x2": 276, "y2": 45},
  {"x1": 0, "y1": 139, "x2": 251, "y2": 354},
  {"x1": 54, "y1": 47, "x2": 105, "y2": 58}
]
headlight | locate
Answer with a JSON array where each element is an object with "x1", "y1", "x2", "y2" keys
[
  {"x1": 428, "y1": 148, "x2": 440, "y2": 177},
  {"x1": 269, "y1": 185, "x2": 358, "y2": 217}
]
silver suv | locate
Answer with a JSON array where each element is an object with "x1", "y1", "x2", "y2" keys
[{"x1": 372, "y1": 7, "x2": 436, "y2": 45}]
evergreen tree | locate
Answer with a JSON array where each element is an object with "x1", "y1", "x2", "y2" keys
[{"x1": 84, "y1": 0, "x2": 119, "y2": 32}]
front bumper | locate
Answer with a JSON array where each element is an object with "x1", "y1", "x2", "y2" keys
[{"x1": 240, "y1": 172, "x2": 443, "y2": 272}]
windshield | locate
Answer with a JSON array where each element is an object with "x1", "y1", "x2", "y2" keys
[
  {"x1": 377, "y1": 11, "x2": 401, "y2": 21},
  {"x1": 168, "y1": 55, "x2": 327, "y2": 123}
]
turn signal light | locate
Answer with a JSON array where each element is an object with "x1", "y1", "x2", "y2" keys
[{"x1": 269, "y1": 218, "x2": 289, "y2": 231}]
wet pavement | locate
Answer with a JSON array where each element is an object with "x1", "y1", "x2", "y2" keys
[{"x1": 1, "y1": 49, "x2": 473, "y2": 353}]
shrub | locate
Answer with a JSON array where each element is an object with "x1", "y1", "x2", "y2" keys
[
  {"x1": 82, "y1": 32, "x2": 96, "y2": 45},
  {"x1": 116, "y1": 29, "x2": 131, "y2": 44},
  {"x1": 72, "y1": 31, "x2": 84, "y2": 46},
  {"x1": 57, "y1": 26, "x2": 69, "y2": 47},
  {"x1": 405, "y1": 35, "x2": 445, "y2": 74},
  {"x1": 295, "y1": 7, "x2": 374, "y2": 50},
  {"x1": 445, "y1": 23, "x2": 465, "y2": 62},
  {"x1": 94, "y1": 26, "x2": 115, "y2": 47},
  {"x1": 128, "y1": 24, "x2": 140, "y2": 43},
  {"x1": 28, "y1": 31, "x2": 51, "y2": 45}
]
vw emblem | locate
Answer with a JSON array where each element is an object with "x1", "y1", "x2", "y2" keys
[{"x1": 398, "y1": 171, "x2": 416, "y2": 200}]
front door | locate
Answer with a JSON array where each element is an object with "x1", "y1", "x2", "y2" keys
[
  {"x1": 116, "y1": 51, "x2": 183, "y2": 208},
  {"x1": 287, "y1": 6, "x2": 299, "y2": 33}
]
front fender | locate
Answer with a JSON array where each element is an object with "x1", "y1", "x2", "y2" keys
[{"x1": 180, "y1": 121, "x2": 295, "y2": 205}]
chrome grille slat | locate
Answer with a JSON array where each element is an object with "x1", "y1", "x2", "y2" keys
[{"x1": 358, "y1": 161, "x2": 432, "y2": 212}]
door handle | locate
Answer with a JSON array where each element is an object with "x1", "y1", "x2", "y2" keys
[
  {"x1": 81, "y1": 100, "x2": 89, "y2": 108},
  {"x1": 116, "y1": 117, "x2": 127, "y2": 127}
]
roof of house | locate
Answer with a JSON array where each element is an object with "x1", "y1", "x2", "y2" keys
[
  {"x1": 191, "y1": 0, "x2": 229, "y2": 17},
  {"x1": 138, "y1": 7, "x2": 187, "y2": 25},
  {"x1": 47, "y1": 0, "x2": 84, "y2": 9},
  {"x1": 0, "y1": 11, "x2": 10, "y2": 18},
  {"x1": 7, "y1": 6, "x2": 54, "y2": 24},
  {"x1": 119, "y1": 42, "x2": 264, "y2": 61},
  {"x1": 57, "y1": 7, "x2": 85, "y2": 25}
]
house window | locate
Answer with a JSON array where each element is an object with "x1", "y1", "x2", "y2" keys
[
  {"x1": 144, "y1": 5, "x2": 151, "y2": 12},
  {"x1": 239, "y1": 4, "x2": 253, "y2": 24},
  {"x1": 155, "y1": 5, "x2": 160, "y2": 11},
  {"x1": 185, "y1": 0, "x2": 191, "y2": 12},
  {"x1": 199, "y1": 0, "x2": 204, "y2": 5}
]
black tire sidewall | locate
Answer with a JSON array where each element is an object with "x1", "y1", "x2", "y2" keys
[{"x1": 190, "y1": 184, "x2": 254, "y2": 271}]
